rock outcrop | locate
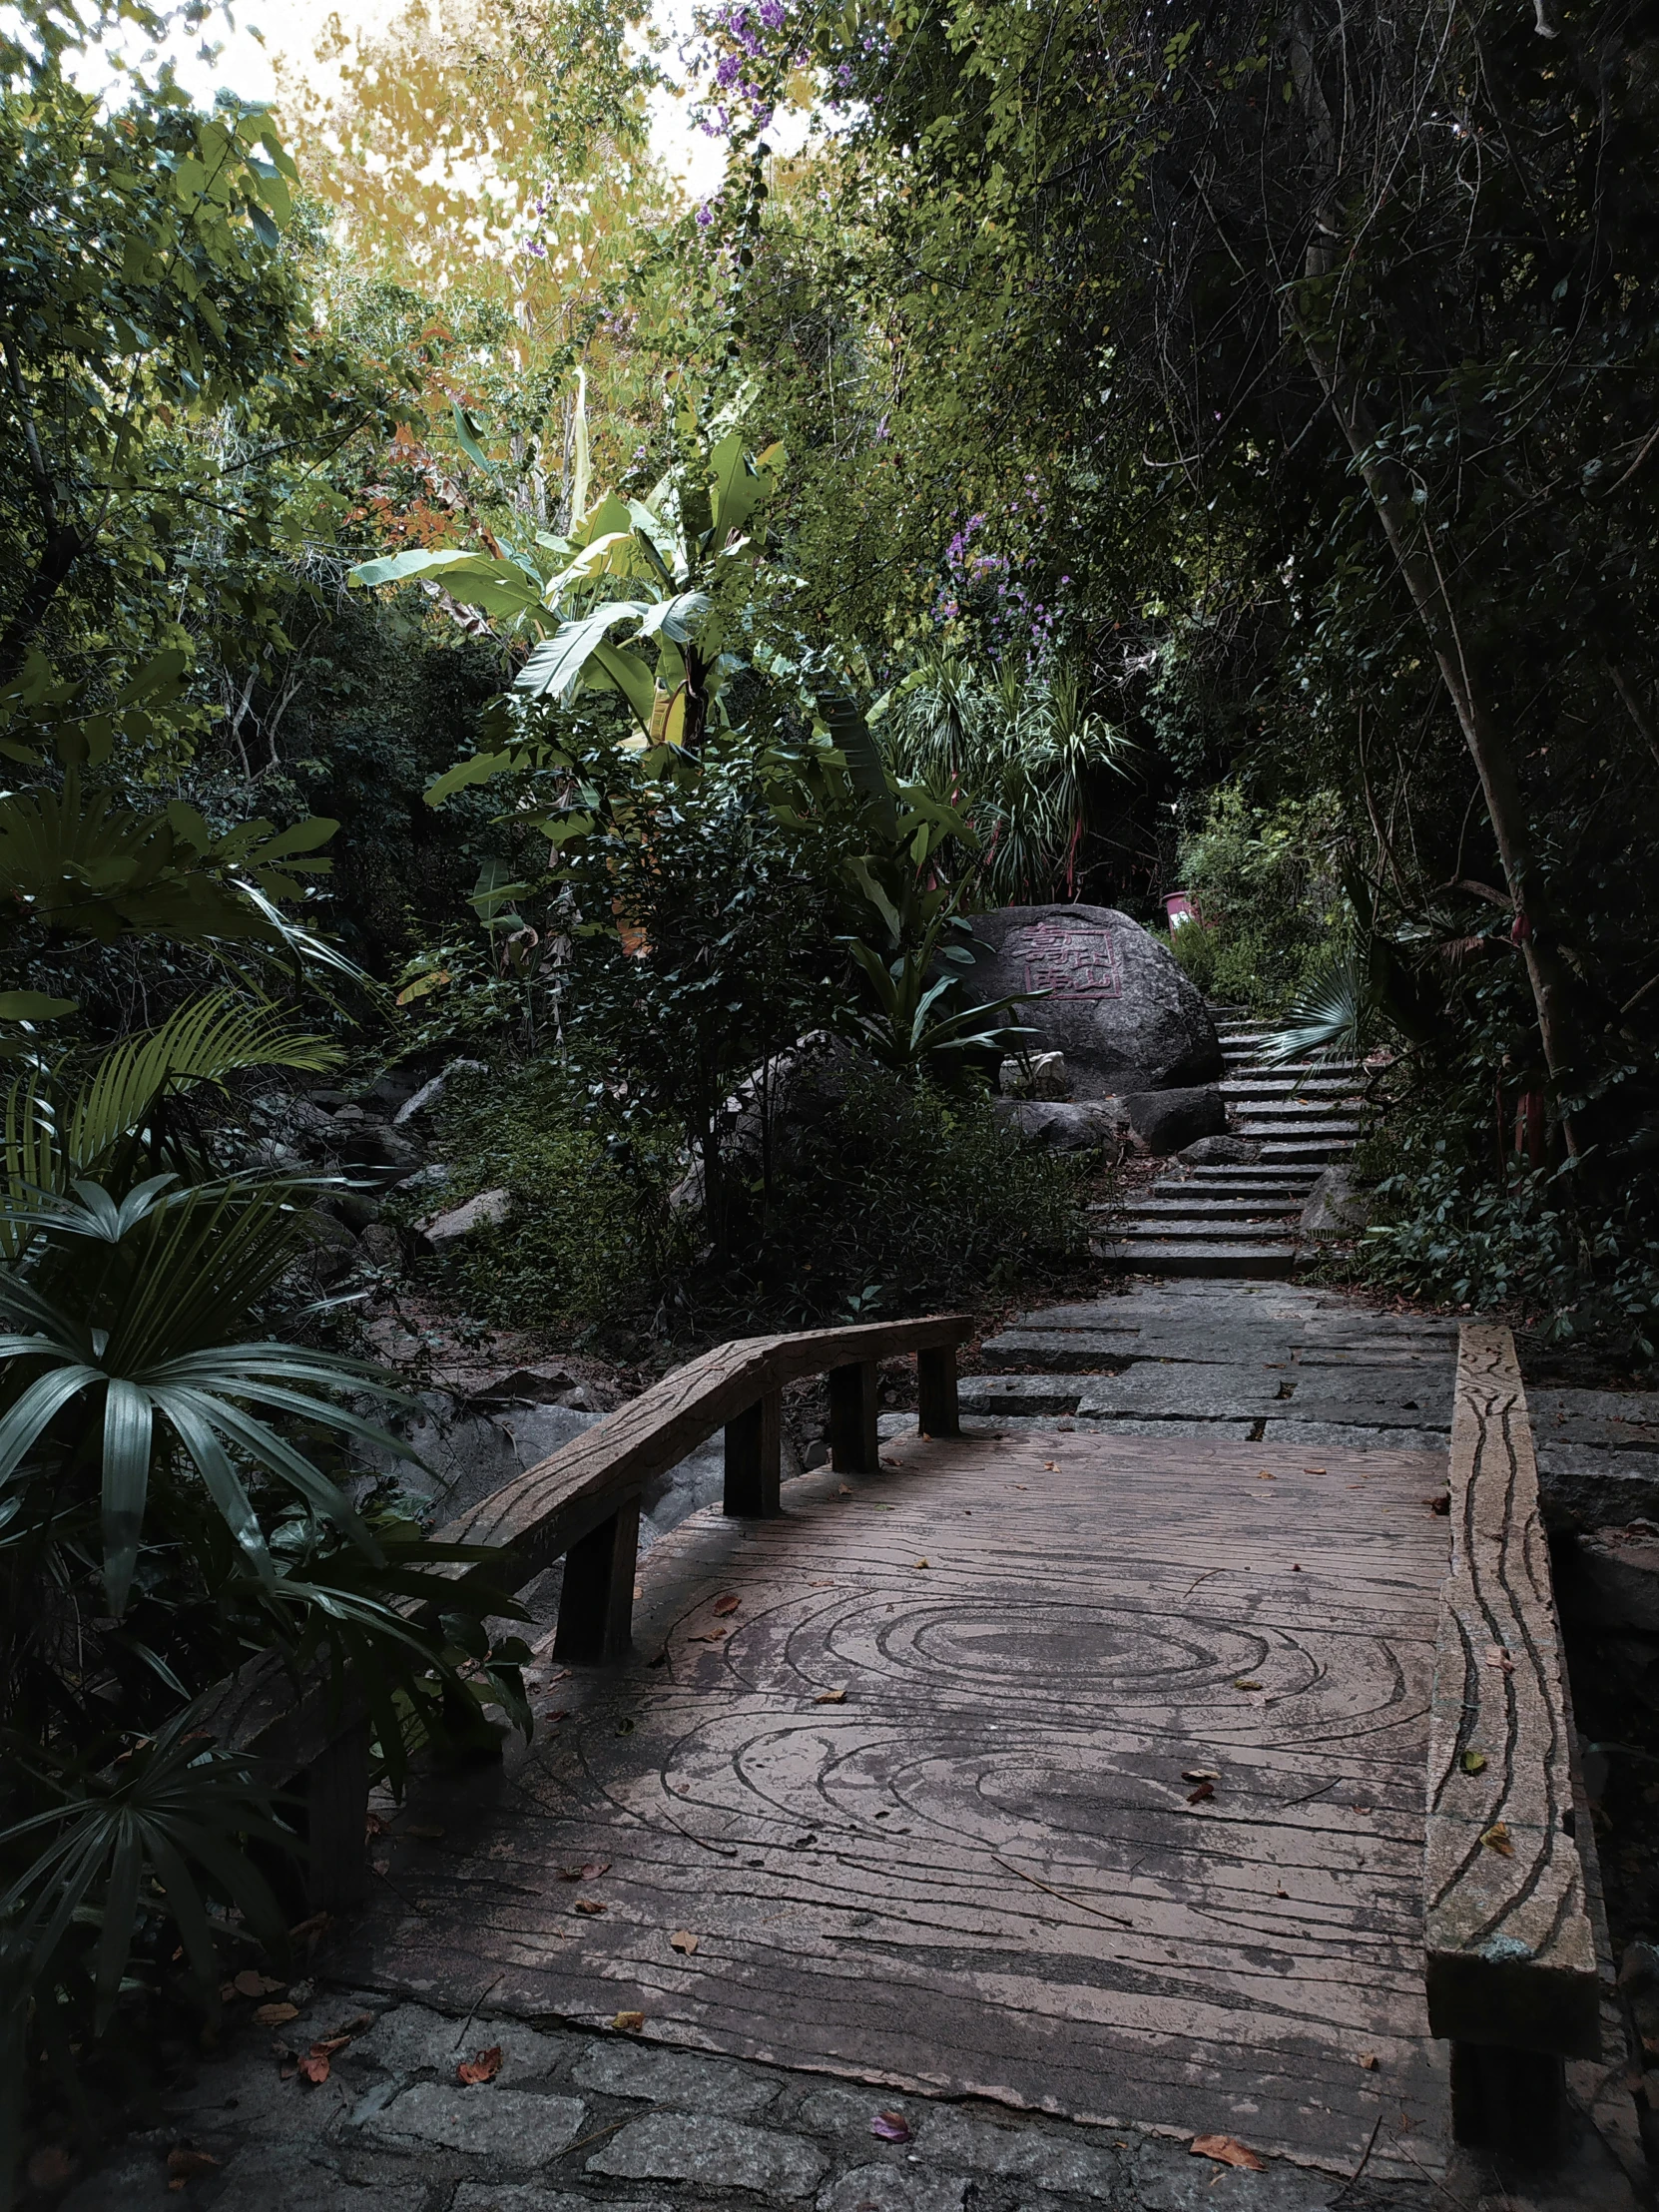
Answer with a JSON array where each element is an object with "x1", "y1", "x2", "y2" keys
[{"x1": 964, "y1": 905, "x2": 1221, "y2": 1097}]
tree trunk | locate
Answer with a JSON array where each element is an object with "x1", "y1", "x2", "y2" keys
[
  {"x1": 1296, "y1": 330, "x2": 1578, "y2": 1140},
  {"x1": 1283, "y1": 9, "x2": 1576, "y2": 1141},
  {"x1": 0, "y1": 523, "x2": 84, "y2": 686}
]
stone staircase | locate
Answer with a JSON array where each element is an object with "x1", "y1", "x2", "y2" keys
[{"x1": 1092, "y1": 1006, "x2": 1364, "y2": 1280}]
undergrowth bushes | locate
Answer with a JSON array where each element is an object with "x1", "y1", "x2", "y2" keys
[
  {"x1": 1351, "y1": 1120, "x2": 1659, "y2": 1361},
  {"x1": 1162, "y1": 786, "x2": 1345, "y2": 1015},
  {"x1": 414, "y1": 1057, "x2": 1087, "y2": 1339}
]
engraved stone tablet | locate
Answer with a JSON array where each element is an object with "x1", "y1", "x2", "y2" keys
[{"x1": 964, "y1": 903, "x2": 1220, "y2": 1097}]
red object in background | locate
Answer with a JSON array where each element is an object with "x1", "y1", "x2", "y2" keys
[
  {"x1": 1165, "y1": 891, "x2": 1204, "y2": 929},
  {"x1": 1514, "y1": 1089, "x2": 1548, "y2": 1167}
]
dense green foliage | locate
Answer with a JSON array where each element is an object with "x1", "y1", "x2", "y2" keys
[
  {"x1": 5, "y1": 0, "x2": 1659, "y2": 2170},
  {"x1": 420, "y1": 1055, "x2": 1083, "y2": 1338}
]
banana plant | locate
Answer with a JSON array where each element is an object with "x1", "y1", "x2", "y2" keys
[
  {"x1": 349, "y1": 387, "x2": 787, "y2": 782},
  {"x1": 846, "y1": 910, "x2": 1037, "y2": 1089}
]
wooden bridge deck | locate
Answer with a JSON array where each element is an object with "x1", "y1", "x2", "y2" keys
[{"x1": 345, "y1": 1424, "x2": 1455, "y2": 2178}]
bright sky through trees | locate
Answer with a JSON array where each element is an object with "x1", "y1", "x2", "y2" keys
[{"x1": 79, "y1": 0, "x2": 821, "y2": 201}]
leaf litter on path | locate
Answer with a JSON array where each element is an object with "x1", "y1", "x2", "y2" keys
[{"x1": 1190, "y1": 2135, "x2": 1265, "y2": 2171}]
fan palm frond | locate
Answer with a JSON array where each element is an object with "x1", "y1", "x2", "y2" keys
[{"x1": 1257, "y1": 940, "x2": 1386, "y2": 1066}]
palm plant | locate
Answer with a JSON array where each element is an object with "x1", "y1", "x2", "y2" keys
[
  {"x1": 880, "y1": 651, "x2": 1129, "y2": 904},
  {"x1": 0, "y1": 995, "x2": 528, "y2": 2179},
  {"x1": 1255, "y1": 939, "x2": 1386, "y2": 1066}
]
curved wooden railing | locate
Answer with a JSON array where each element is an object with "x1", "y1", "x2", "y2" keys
[
  {"x1": 197, "y1": 1313, "x2": 974, "y2": 1912},
  {"x1": 1428, "y1": 1324, "x2": 1601, "y2": 2161}
]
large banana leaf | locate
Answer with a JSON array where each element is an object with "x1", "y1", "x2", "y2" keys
[{"x1": 514, "y1": 602, "x2": 651, "y2": 705}]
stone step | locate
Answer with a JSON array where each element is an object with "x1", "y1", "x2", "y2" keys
[
  {"x1": 1092, "y1": 1239, "x2": 1300, "y2": 1278},
  {"x1": 1238, "y1": 1114, "x2": 1363, "y2": 1132},
  {"x1": 1148, "y1": 1184, "x2": 1316, "y2": 1205},
  {"x1": 1258, "y1": 1140, "x2": 1357, "y2": 1165},
  {"x1": 1220, "y1": 1078, "x2": 1361, "y2": 1100},
  {"x1": 1121, "y1": 1197, "x2": 1305, "y2": 1221},
  {"x1": 1171, "y1": 1167, "x2": 1322, "y2": 1186},
  {"x1": 1107, "y1": 1216, "x2": 1304, "y2": 1244}
]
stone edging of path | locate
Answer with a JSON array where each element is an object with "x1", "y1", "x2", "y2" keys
[{"x1": 64, "y1": 1991, "x2": 1435, "y2": 2212}]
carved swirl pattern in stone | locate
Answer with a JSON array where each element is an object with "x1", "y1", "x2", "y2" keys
[
  {"x1": 347, "y1": 1431, "x2": 1452, "y2": 2176},
  {"x1": 1423, "y1": 1325, "x2": 1599, "y2": 2056}
]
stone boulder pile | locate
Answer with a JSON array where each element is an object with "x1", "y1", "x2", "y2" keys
[
  {"x1": 245, "y1": 1054, "x2": 494, "y2": 1283},
  {"x1": 971, "y1": 904, "x2": 1225, "y2": 1154}
]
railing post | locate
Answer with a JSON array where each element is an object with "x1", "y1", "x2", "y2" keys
[
  {"x1": 554, "y1": 1496, "x2": 641, "y2": 1662},
  {"x1": 916, "y1": 1344, "x2": 960, "y2": 1437},
  {"x1": 724, "y1": 1388, "x2": 782, "y2": 1516},
  {"x1": 1448, "y1": 2043, "x2": 1567, "y2": 2164},
  {"x1": 305, "y1": 1718, "x2": 370, "y2": 1911},
  {"x1": 829, "y1": 1360, "x2": 879, "y2": 1472}
]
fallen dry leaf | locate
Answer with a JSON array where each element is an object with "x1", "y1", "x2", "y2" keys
[
  {"x1": 815, "y1": 1689, "x2": 847, "y2": 1704},
  {"x1": 1232, "y1": 1679, "x2": 1262, "y2": 1691},
  {"x1": 1182, "y1": 1769, "x2": 1219, "y2": 1782},
  {"x1": 166, "y1": 2147, "x2": 222, "y2": 2189},
  {"x1": 456, "y1": 2044, "x2": 502, "y2": 2086},
  {"x1": 871, "y1": 2110, "x2": 912, "y2": 2143},
  {"x1": 913, "y1": 1557, "x2": 930, "y2": 1569},
  {"x1": 296, "y1": 2051, "x2": 331, "y2": 2085},
  {"x1": 309, "y1": 2035, "x2": 352, "y2": 2058},
  {"x1": 1358, "y1": 2052, "x2": 1380, "y2": 2070},
  {"x1": 713, "y1": 1593, "x2": 741, "y2": 1616},
  {"x1": 1484, "y1": 1646, "x2": 1514, "y2": 1674},
  {"x1": 837, "y1": 1485, "x2": 853, "y2": 1496},
  {"x1": 1430, "y1": 1494, "x2": 1450, "y2": 1515},
  {"x1": 1043, "y1": 1461, "x2": 1058, "y2": 1470},
  {"x1": 254, "y1": 2002, "x2": 299, "y2": 2026},
  {"x1": 669, "y1": 1929, "x2": 699, "y2": 1954},
  {"x1": 542, "y1": 1707, "x2": 570, "y2": 1724},
  {"x1": 405, "y1": 1822, "x2": 446, "y2": 1840},
  {"x1": 26, "y1": 2148, "x2": 74, "y2": 2190},
  {"x1": 688, "y1": 1628, "x2": 727, "y2": 1643},
  {"x1": 1186, "y1": 1782, "x2": 1216, "y2": 1805},
  {"x1": 1461, "y1": 1750, "x2": 1488, "y2": 1775},
  {"x1": 1480, "y1": 1822, "x2": 1515, "y2": 1857},
  {"x1": 233, "y1": 1968, "x2": 283, "y2": 1998},
  {"x1": 612, "y1": 2010, "x2": 645, "y2": 2032},
  {"x1": 1190, "y1": 2135, "x2": 1265, "y2": 2172},
  {"x1": 1257, "y1": 1470, "x2": 1276, "y2": 1481},
  {"x1": 365, "y1": 1812, "x2": 389, "y2": 1839},
  {"x1": 574, "y1": 1898, "x2": 606, "y2": 1915},
  {"x1": 330, "y1": 2012, "x2": 374, "y2": 2038},
  {"x1": 1303, "y1": 1466, "x2": 1327, "y2": 1475}
]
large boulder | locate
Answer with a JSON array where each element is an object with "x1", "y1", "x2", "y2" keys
[
  {"x1": 991, "y1": 1099, "x2": 1126, "y2": 1153},
  {"x1": 963, "y1": 905, "x2": 1221, "y2": 1096},
  {"x1": 1125, "y1": 1085, "x2": 1226, "y2": 1155}
]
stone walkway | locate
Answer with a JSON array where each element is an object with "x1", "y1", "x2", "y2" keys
[
  {"x1": 71, "y1": 1988, "x2": 1430, "y2": 2212},
  {"x1": 61, "y1": 1282, "x2": 1655, "y2": 2212},
  {"x1": 1094, "y1": 1011, "x2": 1362, "y2": 1280}
]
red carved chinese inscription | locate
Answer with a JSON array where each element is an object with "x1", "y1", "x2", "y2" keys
[{"x1": 1004, "y1": 921, "x2": 1121, "y2": 1001}]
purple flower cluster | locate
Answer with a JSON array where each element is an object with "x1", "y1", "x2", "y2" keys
[
  {"x1": 686, "y1": 0, "x2": 806, "y2": 147},
  {"x1": 935, "y1": 500, "x2": 1071, "y2": 653}
]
